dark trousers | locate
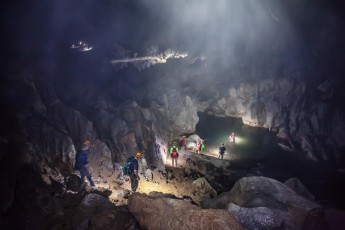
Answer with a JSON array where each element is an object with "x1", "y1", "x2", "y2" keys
[
  {"x1": 218, "y1": 153, "x2": 224, "y2": 159},
  {"x1": 79, "y1": 166, "x2": 95, "y2": 190},
  {"x1": 129, "y1": 174, "x2": 139, "y2": 192}
]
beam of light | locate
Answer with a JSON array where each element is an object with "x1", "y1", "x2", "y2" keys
[
  {"x1": 269, "y1": 8, "x2": 279, "y2": 22},
  {"x1": 231, "y1": 136, "x2": 246, "y2": 145},
  {"x1": 110, "y1": 49, "x2": 189, "y2": 71}
]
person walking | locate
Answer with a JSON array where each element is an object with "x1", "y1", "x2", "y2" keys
[
  {"x1": 200, "y1": 139, "x2": 205, "y2": 153},
  {"x1": 218, "y1": 143, "x2": 226, "y2": 159},
  {"x1": 75, "y1": 140, "x2": 96, "y2": 191},
  {"x1": 229, "y1": 132, "x2": 236, "y2": 144},
  {"x1": 196, "y1": 140, "x2": 201, "y2": 153},
  {"x1": 170, "y1": 146, "x2": 179, "y2": 168},
  {"x1": 125, "y1": 152, "x2": 143, "y2": 193},
  {"x1": 170, "y1": 143, "x2": 179, "y2": 167}
]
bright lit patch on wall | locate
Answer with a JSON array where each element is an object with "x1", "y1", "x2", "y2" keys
[
  {"x1": 110, "y1": 49, "x2": 188, "y2": 66},
  {"x1": 70, "y1": 41, "x2": 93, "y2": 52}
]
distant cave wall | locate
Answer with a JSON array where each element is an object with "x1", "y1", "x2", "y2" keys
[{"x1": 193, "y1": 77, "x2": 345, "y2": 163}]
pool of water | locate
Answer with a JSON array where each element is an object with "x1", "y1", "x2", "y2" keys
[
  {"x1": 195, "y1": 112, "x2": 345, "y2": 209},
  {"x1": 195, "y1": 113, "x2": 277, "y2": 161}
]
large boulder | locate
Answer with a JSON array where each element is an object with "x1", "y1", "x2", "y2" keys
[
  {"x1": 201, "y1": 176, "x2": 319, "y2": 210},
  {"x1": 128, "y1": 193, "x2": 243, "y2": 230},
  {"x1": 201, "y1": 176, "x2": 320, "y2": 229},
  {"x1": 284, "y1": 177, "x2": 315, "y2": 201},
  {"x1": 228, "y1": 203, "x2": 297, "y2": 229},
  {"x1": 191, "y1": 177, "x2": 217, "y2": 198}
]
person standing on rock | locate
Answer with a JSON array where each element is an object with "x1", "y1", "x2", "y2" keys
[
  {"x1": 179, "y1": 136, "x2": 187, "y2": 150},
  {"x1": 218, "y1": 143, "x2": 226, "y2": 159},
  {"x1": 125, "y1": 152, "x2": 143, "y2": 193},
  {"x1": 170, "y1": 143, "x2": 179, "y2": 167},
  {"x1": 200, "y1": 139, "x2": 205, "y2": 153},
  {"x1": 75, "y1": 140, "x2": 96, "y2": 191},
  {"x1": 196, "y1": 140, "x2": 201, "y2": 153}
]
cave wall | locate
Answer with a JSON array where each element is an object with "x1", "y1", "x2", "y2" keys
[
  {"x1": 2, "y1": 59, "x2": 344, "y2": 172},
  {"x1": 1, "y1": 62, "x2": 200, "y2": 172},
  {"x1": 195, "y1": 77, "x2": 345, "y2": 162}
]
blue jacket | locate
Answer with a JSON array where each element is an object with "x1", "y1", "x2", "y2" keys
[
  {"x1": 75, "y1": 150, "x2": 89, "y2": 170},
  {"x1": 219, "y1": 146, "x2": 226, "y2": 154}
]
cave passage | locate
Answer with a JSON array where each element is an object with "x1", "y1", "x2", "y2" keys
[{"x1": 195, "y1": 112, "x2": 345, "y2": 209}]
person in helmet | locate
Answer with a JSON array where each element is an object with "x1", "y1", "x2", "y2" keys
[
  {"x1": 125, "y1": 152, "x2": 143, "y2": 192},
  {"x1": 170, "y1": 143, "x2": 179, "y2": 168},
  {"x1": 229, "y1": 132, "x2": 236, "y2": 144},
  {"x1": 75, "y1": 140, "x2": 96, "y2": 191},
  {"x1": 218, "y1": 143, "x2": 226, "y2": 159}
]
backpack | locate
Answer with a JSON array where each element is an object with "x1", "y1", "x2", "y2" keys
[
  {"x1": 171, "y1": 146, "x2": 177, "y2": 153},
  {"x1": 122, "y1": 158, "x2": 134, "y2": 175},
  {"x1": 171, "y1": 146, "x2": 179, "y2": 158}
]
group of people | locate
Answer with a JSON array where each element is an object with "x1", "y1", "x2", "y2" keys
[
  {"x1": 168, "y1": 136, "x2": 206, "y2": 168},
  {"x1": 76, "y1": 132, "x2": 236, "y2": 192},
  {"x1": 179, "y1": 136, "x2": 205, "y2": 153}
]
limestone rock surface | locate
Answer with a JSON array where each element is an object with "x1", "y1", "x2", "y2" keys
[{"x1": 128, "y1": 193, "x2": 243, "y2": 230}]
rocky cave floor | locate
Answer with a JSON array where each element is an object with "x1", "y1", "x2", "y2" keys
[
  {"x1": 97, "y1": 149, "x2": 226, "y2": 206},
  {"x1": 2, "y1": 146, "x2": 345, "y2": 229}
]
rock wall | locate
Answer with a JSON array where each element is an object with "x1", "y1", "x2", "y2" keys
[
  {"x1": 2, "y1": 61, "x2": 345, "y2": 174},
  {"x1": 128, "y1": 193, "x2": 243, "y2": 230},
  {"x1": 195, "y1": 77, "x2": 345, "y2": 162},
  {"x1": 1, "y1": 63, "x2": 200, "y2": 172}
]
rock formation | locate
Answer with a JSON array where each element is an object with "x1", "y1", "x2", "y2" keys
[{"x1": 128, "y1": 192, "x2": 243, "y2": 230}]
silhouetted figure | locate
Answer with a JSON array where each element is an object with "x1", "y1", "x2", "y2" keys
[{"x1": 218, "y1": 143, "x2": 226, "y2": 159}]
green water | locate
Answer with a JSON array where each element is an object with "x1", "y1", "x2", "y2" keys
[
  {"x1": 195, "y1": 112, "x2": 345, "y2": 209},
  {"x1": 195, "y1": 113, "x2": 276, "y2": 162}
]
